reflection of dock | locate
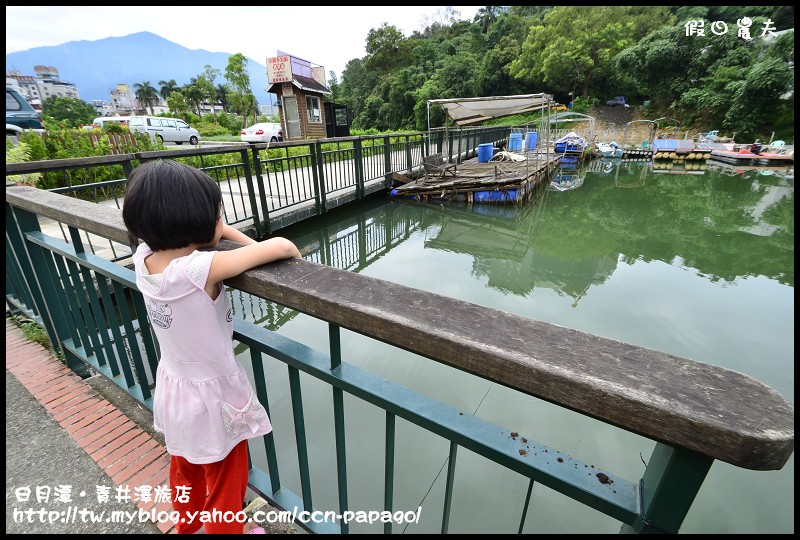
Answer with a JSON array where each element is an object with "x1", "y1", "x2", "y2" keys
[{"x1": 390, "y1": 154, "x2": 560, "y2": 204}]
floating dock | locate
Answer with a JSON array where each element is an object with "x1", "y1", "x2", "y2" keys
[
  {"x1": 709, "y1": 150, "x2": 793, "y2": 166},
  {"x1": 390, "y1": 154, "x2": 561, "y2": 204}
]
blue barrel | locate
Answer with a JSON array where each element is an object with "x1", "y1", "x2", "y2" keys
[
  {"x1": 509, "y1": 133, "x2": 523, "y2": 151},
  {"x1": 525, "y1": 131, "x2": 538, "y2": 152},
  {"x1": 478, "y1": 143, "x2": 493, "y2": 162}
]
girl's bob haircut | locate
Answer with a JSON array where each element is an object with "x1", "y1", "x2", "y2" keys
[{"x1": 123, "y1": 159, "x2": 222, "y2": 251}]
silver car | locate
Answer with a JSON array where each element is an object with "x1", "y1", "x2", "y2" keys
[{"x1": 128, "y1": 115, "x2": 200, "y2": 145}]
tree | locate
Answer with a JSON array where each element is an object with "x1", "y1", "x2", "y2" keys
[
  {"x1": 614, "y1": 15, "x2": 794, "y2": 140},
  {"x1": 41, "y1": 96, "x2": 97, "y2": 128},
  {"x1": 474, "y1": 6, "x2": 501, "y2": 34},
  {"x1": 509, "y1": 6, "x2": 671, "y2": 98},
  {"x1": 215, "y1": 83, "x2": 229, "y2": 113},
  {"x1": 133, "y1": 81, "x2": 159, "y2": 115},
  {"x1": 364, "y1": 23, "x2": 412, "y2": 72},
  {"x1": 182, "y1": 84, "x2": 205, "y2": 117},
  {"x1": 166, "y1": 91, "x2": 189, "y2": 117},
  {"x1": 200, "y1": 65, "x2": 221, "y2": 122},
  {"x1": 224, "y1": 53, "x2": 258, "y2": 126},
  {"x1": 159, "y1": 79, "x2": 179, "y2": 101}
]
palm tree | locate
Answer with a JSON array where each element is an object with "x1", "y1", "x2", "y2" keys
[
  {"x1": 183, "y1": 84, "x2": 205, "y2": 117},
  {"x1": 133, "y1": 81, "x2": 159, "y2": 115},
  {"x1": 158, "y1": 79, "x2": 179, "y2": 101},
  {"x1": 215, "y1": 84, "x2": 229, "y2": 113}
]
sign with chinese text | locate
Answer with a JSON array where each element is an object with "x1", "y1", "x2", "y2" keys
[{"x1": 267, "y1": 56, "x2": 292, "y2": 84}]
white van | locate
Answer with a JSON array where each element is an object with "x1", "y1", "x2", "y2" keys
[
  {"x1": 92, "y1": 116, "x2": 130, "y2": 129},
  {"x1": 127, "y1": 115, "x2": 201, "y2": 145}
]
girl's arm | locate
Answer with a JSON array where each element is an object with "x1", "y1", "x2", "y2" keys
[
  {"x1": 207, "y1": 236, "x2": 301, "y2": 286},
  {"x1": 220, "y1": 223, "x2": 258, "y2": 246}
]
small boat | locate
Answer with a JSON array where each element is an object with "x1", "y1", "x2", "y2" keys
[
  {"x1": 596, "y1": 141, "x2": 623, "y2": 158},
  {"x1": 554, "y1": 131, "x2": 588, "y2": 153}
]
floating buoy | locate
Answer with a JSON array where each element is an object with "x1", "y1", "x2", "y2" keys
[
  {"x1": 669, "y1": 152, "x2": 678, "y2": 160},
  {"x1": 688, "y1": 152, "x2": 696, "y2": 160}
]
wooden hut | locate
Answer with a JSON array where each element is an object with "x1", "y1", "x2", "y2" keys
[{"x1": 266, "y1": 52, "x2": 340, "y2": 140}]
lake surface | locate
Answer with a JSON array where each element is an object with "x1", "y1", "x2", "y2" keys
[{"x1": 233, "y1": 158, "x2": 794, "y2": 533}]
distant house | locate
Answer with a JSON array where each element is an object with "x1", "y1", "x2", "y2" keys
[{"x1": 266, "y1": 52, "x2": 349, "y2": 140}]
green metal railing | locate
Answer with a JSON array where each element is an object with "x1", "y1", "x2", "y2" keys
[
  {"x1": 5, "y1": 141, "x2": 793, "y2": 534},
  {"x1": 6, "y1": 127, "x2": 507, "y2": 260}
]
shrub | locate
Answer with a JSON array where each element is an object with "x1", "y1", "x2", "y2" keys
[
  {"x1": 6, "y1": 140, "x2": 43, "y2": 187},
  {"x1": 195, "y1": 123, "x2": 230, "y2": 137}
]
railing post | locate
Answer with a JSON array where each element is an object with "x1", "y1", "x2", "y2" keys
[
  {"x1": 384, "y1": 135, "x2": 393, "y2": 189},
  {"x1": 6, "y1": 202, "x2": 89, "y2": 376},
  {"x1": 354, "y1": 138, "x2": 365, "y2": 199},
  {"x1": 456, "y1": 126, "x2": 463, "y2": 164},
  {"x1": 241, "y1": 148, "x2": 265, "y2": 238},
  {"x1": 312, "y1": 141, "x2": 326, "y2": 214},
  {"x1": 622, "y1": 443, "x2": 714, "y2": 534}
]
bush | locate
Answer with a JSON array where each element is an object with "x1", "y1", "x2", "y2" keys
[
  {"x1": 104, "y1": 123, "x2": 128, "y2": 134},
  {"x1": 13, "y1": 129, "x2": 157, "y2": 190},
  {"x1": 6, "y1": 140, "x2": 43, "y2": 187},
  {"x1": 570, "y1": 96, "x2": 592, "y2": 114},
  {"x1": 351, "y1": 128, "x2": 379, "y2": 136},
  {"x1": 195, "y1": 123, "x2": 231, "y2": 137}
]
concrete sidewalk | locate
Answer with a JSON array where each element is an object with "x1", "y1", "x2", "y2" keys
[{"x1": 5, "y1": 316, "x2": 295, "y2": 535}]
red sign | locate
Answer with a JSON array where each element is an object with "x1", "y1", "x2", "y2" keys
[{"x1": 267, "y1": 55, "x2": 292, "y2": 84}]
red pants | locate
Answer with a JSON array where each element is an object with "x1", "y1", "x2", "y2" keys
[{"x1": 170, "y1": 440, "x2": 249, "y2": 534}]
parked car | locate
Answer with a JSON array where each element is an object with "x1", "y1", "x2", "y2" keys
[
  {"x1": 6, "y1": 88, "x2": 46, "y2": 137},
  {"x1": 127, "y1": 115, "x2": 200, "y2": 145},
  {"x1": 241, "y1": 122, "x2": 283, "y2": 143}
]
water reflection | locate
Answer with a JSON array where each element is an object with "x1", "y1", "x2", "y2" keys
[
  {"x1": 232, "y1": 159, "x2": 794, "y2": 330},
  {"x1": 230, "y1": 158, "x2": 793, "y2": 533}
]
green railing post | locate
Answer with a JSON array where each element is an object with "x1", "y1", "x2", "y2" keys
[
  {"x1": 384, "y1": 412, "x2": 396, "y2": 535},
  {"x1": 240, "y1": 148, "x2": 264, "y2": 238},
  {"x1": 456, "y1": 126, "x2": 463, "y2": 164},
  {"x1": 623, "y1": 443, "x2": 714, "y2": 534},
  {"x1": 384, "y1": 135, "x2": 393, "y2": 189},
  {"x1": 312, "y1": 142, "x2": 326, "y2": 214},
  {"x1": 354, "y1": 138, "x2": 365, "y2": 200},
  {"x1": 329, "y1": 323, "x2": 350, "y2": 533},
  {"x1": 6, "y1": 204, "x2": 77, "y2": 367},
  {"x1": 441, "y1": 442, "x2": 458, "y2": 534}
]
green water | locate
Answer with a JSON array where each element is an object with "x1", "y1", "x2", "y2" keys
[{"x1": 235, "y1": 159, "x2": 794, "y2": 533}]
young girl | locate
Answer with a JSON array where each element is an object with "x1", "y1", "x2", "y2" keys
[{"x1": 122, "y1": 159, "x2": 301, "y2": 534}]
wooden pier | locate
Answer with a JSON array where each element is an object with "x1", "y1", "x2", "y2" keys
[{"x1": 390, "y1": 154, "x2": 561, "y2": 204}]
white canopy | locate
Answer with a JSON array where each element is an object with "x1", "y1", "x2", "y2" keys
[{"x1": 428, "y1": 93, "x2": 554, "y2": 126}]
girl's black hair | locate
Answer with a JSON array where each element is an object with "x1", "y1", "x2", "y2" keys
[{"x1": 122, "y1": 159, "x2": 222, "y2": 251}]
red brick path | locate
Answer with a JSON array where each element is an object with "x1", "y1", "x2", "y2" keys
[{"x1": 6, "y1": 318, "x2": 177, "y2": 534}]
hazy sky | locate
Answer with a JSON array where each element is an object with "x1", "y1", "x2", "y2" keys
[{"x1": 6, "y1": 6, "x2": 482, "y2": 78}]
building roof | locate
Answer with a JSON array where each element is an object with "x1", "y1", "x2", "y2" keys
[{"x1": 268, "y1": 74, "x2": 331, "y2": 96}]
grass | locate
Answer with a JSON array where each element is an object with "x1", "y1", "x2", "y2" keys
[{"x1": 12, "y1": 315, "x2": 51, "y2": 350}]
